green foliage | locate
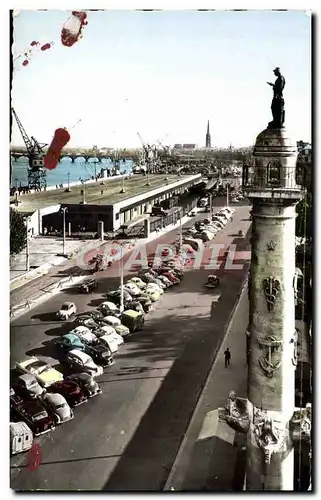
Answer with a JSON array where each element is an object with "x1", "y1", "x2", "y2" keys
[
  {"x1": 10, "y1": 208, "x2": 27, "y2": 256},
  {"x1": 296, "y1": 192, "x2": 312, "y2": 239}
]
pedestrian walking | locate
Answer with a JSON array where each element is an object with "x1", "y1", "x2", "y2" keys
[{"x1": 224, "y1": 348, "x2": 231, "y2": 368}]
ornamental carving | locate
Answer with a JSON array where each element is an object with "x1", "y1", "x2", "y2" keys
[
  {"x1": 258, "y1": 335, "x2": 283, "y2": 378},
  {"x1": 253, "y1": 414, "x2": 285, "y2": 464},
  {"x1": 267, "y1": 240, "x2": 276, "y2": 251},
  {"x1": 290, "y1": 328, "x2": 300, "y2": 367},
  {"x1": 263, "y1": 276, "x2": 281, "y2": 311},
  {"x1": 218, "y1": 390, "x2": 249, "y2": 434},
  {"x1": 289, "y1": 404, "x2": 311, "y2": 444}
]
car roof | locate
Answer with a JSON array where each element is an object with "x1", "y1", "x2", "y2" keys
[
  {"x1": 69, "y1": 349, "x2": 91, "y2": 362},
  {"x1": 18, "y1": 373, "x2": 37, "y2": 383},
  {"x1": 44, "y1": 392, "x2": 66, "y2": 404},
  {"x1": 62, "y1": 301, "x2": 73, "y2": 307}
]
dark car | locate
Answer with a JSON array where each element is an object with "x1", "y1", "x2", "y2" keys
[
  {"x1": 10, "y1": 388, "x2": 24, "y2": 408},
  {"x1": 135, "y1": 296, "x2": 152, "y2": 313},
  {"x1": 66, "y1": 372, "x2": 102, "y2": 398},
  {"x1": 85, "y1": 343, "x2": 114, "y2": 367},
  {"x1": 106, "y1": 290, "x2": 133, "y2": 306},
  {"x1": 124, "y1": 300, "x2": 145, "y2": 314},
  {"x1": 74, "y1": 315, "x2": 99, "y2": 329},
  {"x1": 48, "y1": 380, "x2": 87, "y2": 407},
  {"x1": 86, "y1": 310, "x2": 105, "y2": 321},
  {"x1": 78, "y1": 279, "x2": 98, "y2": 294},
  {"x1": 11, "y1": 399, "x2": 55, "y2": 436}
]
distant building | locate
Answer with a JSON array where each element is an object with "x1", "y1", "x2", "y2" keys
[
  {"x1": 205, "y1": 120, "x2": 211, "y2": 148},
  {"x1": 296, "y1": 143, "x2": 312, "y2": 190},
  {"x1": 182, "y1": 144, "x2": 197, "y2": 150},
  {"x1": 174, "y1": 144, "x2": 183, "y2": 149}
]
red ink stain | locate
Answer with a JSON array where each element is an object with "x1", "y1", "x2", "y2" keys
[
  {"x1": 61, "y1": 11, "x2": 88, "y2": 47},
  {"x1": 44, "y1": 128, "x2": 71, "y2": 170},
  {"x1": 22, "y1": 60, "x2": 29, "y2": 67},
  {"x1": 30, "y1": 40, "x2": 39, "y2": 46},
  {"x1": 27, "y1": 443, "x2": 42, "y2": 471},
  {"x1": 40, "y1": 42, "x2": 52, "y2": 51}
]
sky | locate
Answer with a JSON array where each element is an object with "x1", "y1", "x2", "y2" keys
[{"x1": 11, "y1": 9, "x2": 311, "y2": 149}]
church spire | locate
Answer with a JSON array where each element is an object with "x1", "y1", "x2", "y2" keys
[{"x1": 206, "y1": 120, "x2": 211, "y2": 148}]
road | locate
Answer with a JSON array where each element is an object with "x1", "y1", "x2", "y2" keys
[{"x1": 10, "y1": 199, "x2": 251, "y2": 491}]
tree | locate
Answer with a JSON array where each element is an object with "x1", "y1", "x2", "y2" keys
[{"x1": 10, "y1": 208, "x2": 27, "y2": 256}]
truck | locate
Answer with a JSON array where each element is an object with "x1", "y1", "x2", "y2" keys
[{"x1": 10, "y1": 421, "x2": 33, "y2": 455}]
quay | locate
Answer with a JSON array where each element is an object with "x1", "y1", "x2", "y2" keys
[{"x1": 11, "y1": 174, "x2": 203, "y2": 235}]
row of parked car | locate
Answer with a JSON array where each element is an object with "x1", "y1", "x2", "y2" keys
[
  {"x1": 10, "y1": 259, "x2": 185, "y2": 456},
  {"x1": 184, "y1": 206, "x2": 236, "y2": 247}
]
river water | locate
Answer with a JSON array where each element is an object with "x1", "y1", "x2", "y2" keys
[{"x1": 11, "y1": 157, "x2": 134, "y2": 188}]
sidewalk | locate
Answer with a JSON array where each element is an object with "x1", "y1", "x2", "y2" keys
[{"x1": 164, "y1": 283, "x2": 249, "y2": 491}]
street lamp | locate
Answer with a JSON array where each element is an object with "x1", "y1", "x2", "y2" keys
[
  {"x1": 66, "y1": 172, "x2": 71, "y2": 192},
  {"x1": 226, "y1": 183, "x2": 229, "y2": 207},
  {"x1": 25, "y1": 217, "x2": 31, "y2": 272},
  {"x1": 60, "y1": 207, "x2": 68, "y2": 256}
]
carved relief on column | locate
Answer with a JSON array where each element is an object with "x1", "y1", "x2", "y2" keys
[
  {"x1": 218, "y1": 390, "x2": 250, "y2": 433},
  {"x1": 253, "y1": 410, "x2": 286, "y2": 464},
  {"x1": 257, "y1": 334, "x2": 283, "y2": 378},
  {"x1": 263, "y1": 276, "x2": 281, "y2": 311}
]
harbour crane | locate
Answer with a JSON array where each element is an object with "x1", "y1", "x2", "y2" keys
[{"x1": 12, "y1": 108, "x2": 48, "y2": 190}]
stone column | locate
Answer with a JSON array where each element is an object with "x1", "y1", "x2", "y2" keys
[{"x1": 247, "y1": 200, "x2": 297, "y2": 490}]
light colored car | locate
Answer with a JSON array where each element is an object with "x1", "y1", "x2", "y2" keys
[
  {"x1": 127, "y1": 277, "x2": 146, "y2": 290},
  {"x1": 69, "y1": 326, "x2": 97, "y2": 344},
  {"x1": 121, "y1": 283, "x2": 141, "y2": 297},
  {"x1": 57, "y1": 302, "x2": 77, "y2": 320},
  {"x1": 144, "y1": 288, "x2": 161, "y2": 302},
  {"x1": 95, "y1": 326, "x2": 124, "y2": 347},
  {"x1": 16, "y1": 357, "x2": 63, "y2": 388},
  {"x1": 103, "y1": 315, "x2": 121, "y2": 327},
  {"x1": 114, "y1": 324, "x2": 130, "y2": 337},
  {"x1": 41, "y1": 393, "x2": 74, "y2": 424},
  {"x1": 65, "y1": 349, "x2": 103, "y2": 377},
  {"x1": 99, "y1": 301, "x2": 121, "y2": 317},
  {"x1": 146, "y1": 283, "x2": 164, "y2": 295},
  {"x1": 16, "y1": 374, "x2": 45, "y2": 398}
]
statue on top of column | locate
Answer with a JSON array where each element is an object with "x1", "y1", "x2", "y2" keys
[{"x1": 267, "y1": 67, "x2": 285, "y2": 129}]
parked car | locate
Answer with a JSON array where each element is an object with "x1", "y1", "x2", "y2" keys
[
  {"x1": 145, "y1": 283, "x2": 164, "y2": 295},
  {"x1": 144, "y1": 288, "x2": 160, "y2": 302},
  {"x1": 99, "y1": 301, "x2": 121, "y2": 318},
  {"x1": 48, "y1": 380, "x2": 87, "y2": 407},
  {"x1": 135, "y1": 296, "x2": 153, "y2": 313},
  {"x1": 64, "y1": 349, "x2": 103, "y2": 377},
  {"x1": 56, "y1": 333, "x2": 86, "y2": 352},
  {"x1": 10, "y1": 422, "x2": 33, "y2": 456},
  {"x1": 10, "y1": 388, "x2": 23, "y2": 409},
  {"x1": 66, "y1": 372, "x2": 102, "y2": 398},
  {"x1": 94, "y1": 326, "x2": 124, "y2": 348},
  {"x1": 69, "y1": 326, "x2": 97, "y2": 344},
  {"x1": 16, "y1": 357, "x2": 64, "y2": 388},
  {"x1": 127, "y1": 277, "x2": 146, "y2": 290},
  {"x1": 162, "y1": 271, "x2": 180, "y2": 285},
  {"x1": 41, "y1": 393, "x2": 74, "y2": 424},
  {"x1": 74, "y1": 316, "x2": 99, "y2": 329},
  {"x1": 121, "y1": 310, "x2": 145, "y2": 333},
  {"x1": 85, "y1": 343, "x2": 114, "y2": 367},
  {"x1": 57, "y1": 302, "x2": 77, "y2": 320},
  {"x1": 11, "y1": 399, "x2": 55, "y2": 436},
  {"x1": 78, "y1": 278, "x2": 98, "y2": 293},
  {"x1": 121, "y1": 282, "x2": 141, "y2": 297},
  {"x1": 124, "y1": 300, "x2": 145, "y2": 314},
  {"x1": 15, "y1": 374, "x2": 45, "y2": 399},
  {"x1": 106, "y1": 289, "x2": 133, "y2": 306}
]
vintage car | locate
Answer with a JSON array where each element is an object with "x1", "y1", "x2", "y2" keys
[
  {"x1": 143, "y1": 288, "x2": 160, "y2": 302},
  {"x1": 15, "y1": 374, "x2": 45, "y2": 399},
  {"x1": 94, "y1": 326, "x2": 124, "y2": 348},
  {"x1": 85, "y1": 343, "x2": 114, "y2": 367},
  {"x1": 205, "y1": 275, "x2": 220, "y2": 289},
  {"x1": 69, "y1": 326, "x2": 97, "y2": 344},
  {"x1": 16, "y1": 357, "x2": 63, "y2": 388},
  {"x1": 10, "y1": 421, "x2": 33, "y2": 456},
  {"x1": 145, "y1": 283, "x2": 164, "y2": 295},
  {"x1": 56, "y1": 333, "x2": 86, "y2": 352},
  {"x1": 64, "y1": 349, "x2": 103, "y2": 377},
  {"x1": 124, "y1": 300, "x2": 145, "y2": 314},
  {"x1": 74, "y1": 315, "x2": 99, "y2": 329},
  {"x1": 121, "y1": 310, "x2": 145, "y2": 333},
  {"x1": 66, "y1": 372, "x2": 102, "y2": 398},
  {"x1": 106, "y1": 290, "x2": 133, "y2": 306},
  {"x1": 48, "y1": 380, "x2": 87, "y2": 407},
  {"x1": 78, "y1": 278, "x2": 98, "y2": 294},
  {"x1": 162, "y1": 271, "x2": 180, "y2": 285},
  {"x1": 156, "y1": 275, "x2": 172, "y2": 288},
  {"x1": 11, "y1": 398, "x2": 55, "y2": 436},
  {"x1": 10, "y1": 388, "x2": 24, "y2": 409},
  {"x1": 99, "y1": 301, "x2": 121, "y2": 318},
  {"x1": 127, "y1": 277, "x2": 146, "y2": 290},
  {"x1": 121, "y1": 282, "x2": 141, "y2": 297},
  {"x1": 41, "y1": 393, "x2": 74, "y2": 424},
  {"x1": 56, "y1": 302, "x2": 77, "y2": 320}
]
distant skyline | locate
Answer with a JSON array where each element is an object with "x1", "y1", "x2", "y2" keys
[{"x1": 11, "y1": 10, "x2": 311, "y2": 149}]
